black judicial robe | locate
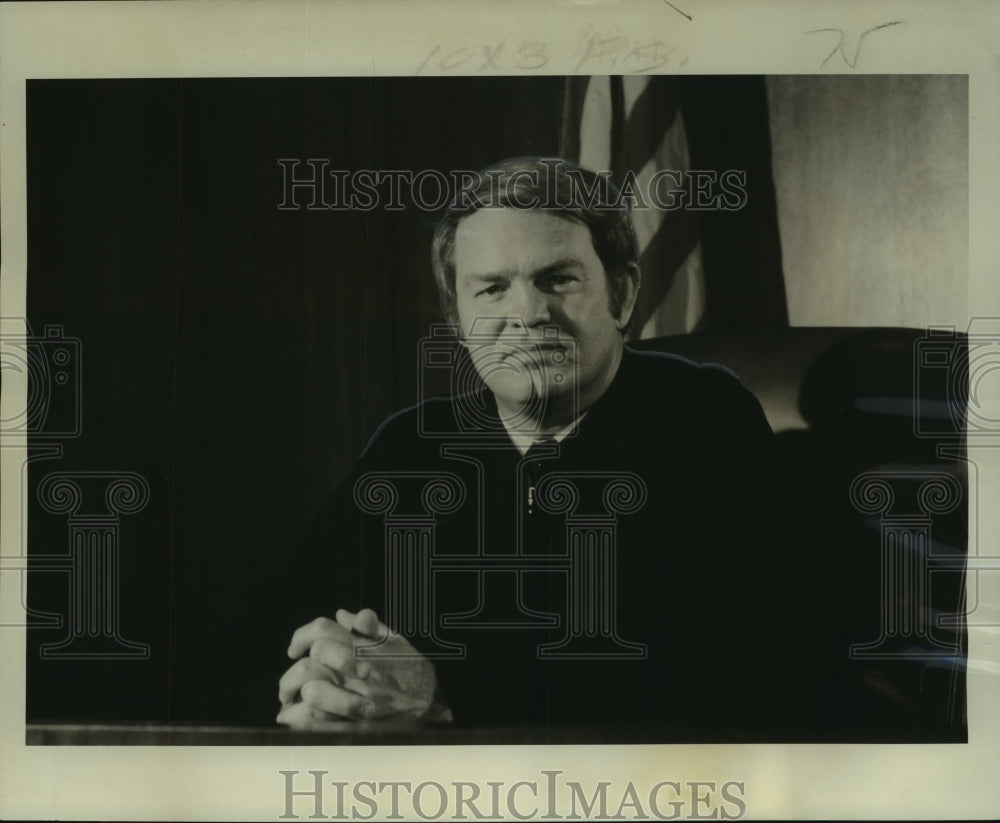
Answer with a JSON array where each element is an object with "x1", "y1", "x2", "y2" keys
[{"x1": 296, "y1": 347, "x2": 795, "y2": 741}]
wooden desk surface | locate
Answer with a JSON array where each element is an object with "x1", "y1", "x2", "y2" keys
[{"x1": 25, "y1": 722, "x2": 662, "y2": 746}]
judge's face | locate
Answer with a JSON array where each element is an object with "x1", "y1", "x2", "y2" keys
[{"x1": 453, "y1": 208, "x2": 635, "y2": 428}]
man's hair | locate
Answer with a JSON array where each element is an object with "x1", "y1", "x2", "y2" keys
[{"x1": 431, "y1": 157, "x2": 640, "y2": 331}]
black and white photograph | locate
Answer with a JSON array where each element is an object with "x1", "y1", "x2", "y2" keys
[{"x1": 1, "y1": 1, "x2": 998, "y2": 820}]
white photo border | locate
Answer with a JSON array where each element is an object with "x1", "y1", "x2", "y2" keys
[{"x1": 1, "y1": 0, "x2": 998, "y2": 820}]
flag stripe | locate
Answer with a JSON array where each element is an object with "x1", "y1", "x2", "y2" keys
[
  {"x1": 622, "y1": 76, "x2": 682, "y2": 176},
  {"x1": 567, "y1": 75, "x2": 707, "y2": 336},
  {"x1": 609, "y1": 76, "x2": 627, "y2": 182},
  {"x1": 558, "y1": 77, "x2": 590, "y2": 163}
]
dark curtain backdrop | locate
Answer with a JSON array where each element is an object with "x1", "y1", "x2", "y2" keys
[{"x1": 25, "y1": 77, "x2": 783, "y2": 725}]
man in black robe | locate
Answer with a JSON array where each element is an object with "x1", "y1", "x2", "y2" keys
[{"x1": 277, "y1": 157, "x2": 793, "y2": 740}]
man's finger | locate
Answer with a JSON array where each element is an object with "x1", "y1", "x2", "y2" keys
[
  {"x1": 335, "y1": 607, "x2": 389, "y2": 641},
  {"x1": 276, "y1": 699, "x2": 346, "y2": 729},
  {"x1": 334, "y1": 609, "x2": 354, "y2": 632},
  {"x1": 355, "y1": 608, "x2": 383, "y2": 639},
  {"x1": 278, "y1": 657, "x2": 343, "y2": 705},
  {"x1": 300, "y1": 679, "x2": 377, "y2": 720},
  {"x1": 309, "y1": 636, "x2": 373, "y2": 680},
  {"x1": 287, "y1": 616, "x2": 356, "y2": 658}
]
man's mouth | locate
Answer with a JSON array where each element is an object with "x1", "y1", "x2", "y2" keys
[
  {"x1": 499, "y1": 342, "x2": 567, "y2": 362},
  {"x1": 466, "y1": 339, "x2": 572, "y2": 372}
]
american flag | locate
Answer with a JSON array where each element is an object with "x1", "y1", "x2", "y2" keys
[
  {"x1": 561, "y1": 75, "x2": 788, "y2": 338},
  {"x1": 562, "y1": 75, "x2": 704, "y2": 338}
]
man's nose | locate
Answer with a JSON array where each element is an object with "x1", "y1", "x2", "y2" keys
[{"x1": 504, "y1": 282, "x2": 550, "y2": 329}]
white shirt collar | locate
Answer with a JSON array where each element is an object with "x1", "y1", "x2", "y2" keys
[{"x1": 500, "y1": 412, "x2": 588, "y2": 456}]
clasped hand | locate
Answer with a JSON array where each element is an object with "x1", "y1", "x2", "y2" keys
[{"x1": 277, "y1": 608, "x2": 451, "y2": 729}]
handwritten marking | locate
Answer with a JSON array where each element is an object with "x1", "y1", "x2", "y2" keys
[
  {"x1": 663, "y1": 0, "x2": 692, "y2": 21},
  {"x1": 515, "y1": 41, "x2": 548, "y2": 71},
  {"x1": 415, "y1": 45, "x2": 440, "y2": 76},
  {"x1": 574, "y1": 35, "x2": 671, "y2": 73},
  {"x1": 805, "y1": 21, "x2": 904, "y2": 70},
  {"x1": 481, "y1": 42, "x2": 504, "y2": 72},
  {"x1": 416, "y1": 37, "x2": 672, "y2": 75},
  {"x1": 416, "y1": 40, "x2": 550, "y2": 74}
]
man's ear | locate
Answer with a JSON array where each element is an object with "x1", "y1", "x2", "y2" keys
[{"x1": 614, "y1": 262, "x2": 641, "y2": 331}]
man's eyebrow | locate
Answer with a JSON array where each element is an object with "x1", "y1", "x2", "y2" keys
[
  {"x1": 532, "y1": 258, "x2": 584, "y2": 278},
  {"x1": 464, "y1": 272, "x2": 510, "y2": 283},
  {"x1": 462, "y1": 258, "x2": 584, "y2": 283}
]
